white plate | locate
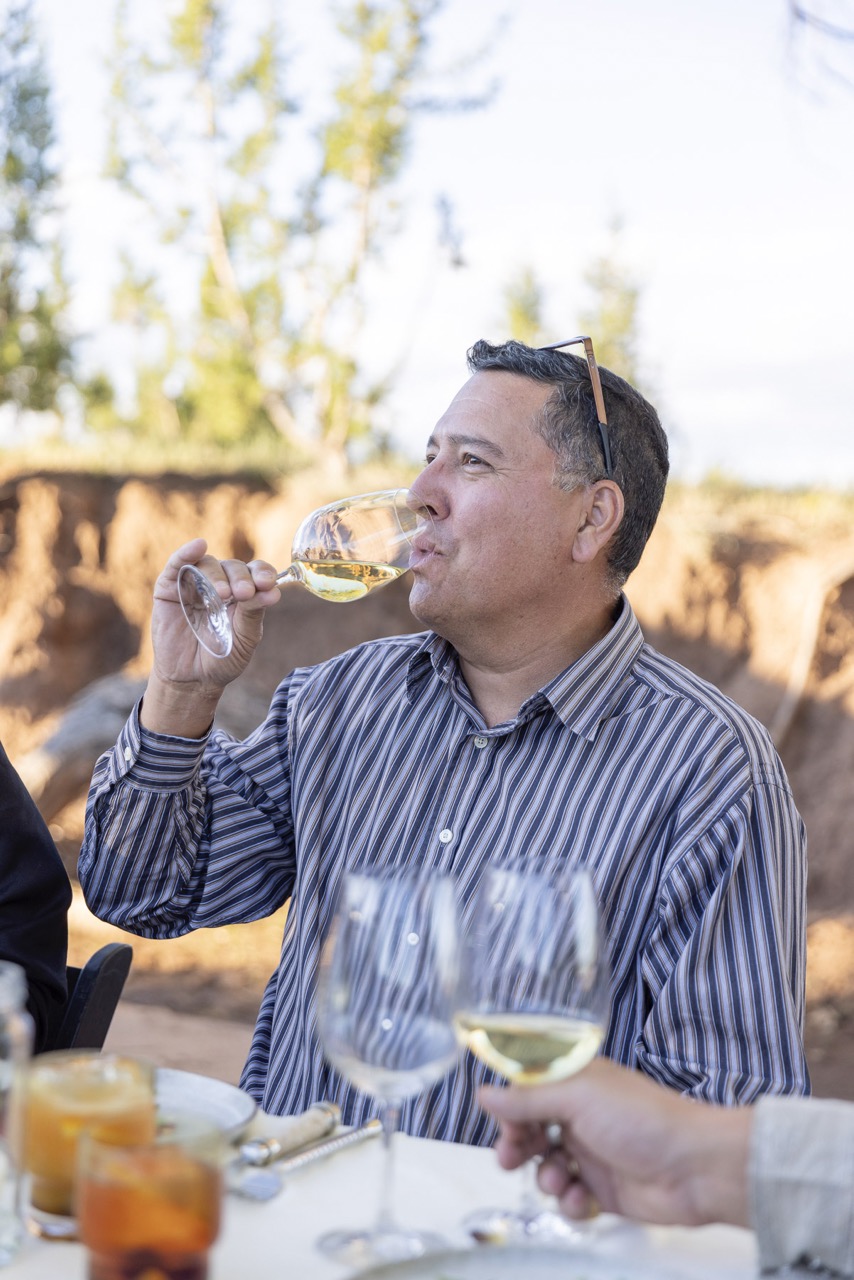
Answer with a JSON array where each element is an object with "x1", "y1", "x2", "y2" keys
[
  {"x1": 355, "y1": 1245, "x2": 689, "y2": 1279},
  {"x1": 155, "y1": 1068, "x2": 257, "y2": 1141}
]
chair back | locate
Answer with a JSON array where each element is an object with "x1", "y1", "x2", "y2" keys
[{"x1": 47, "y1": 942, "x2": 133, "y2": 1052}]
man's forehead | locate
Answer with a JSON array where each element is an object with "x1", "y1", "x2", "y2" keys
[{"x1": 428, "y1": 370, "x2": 552, "y2": 446}]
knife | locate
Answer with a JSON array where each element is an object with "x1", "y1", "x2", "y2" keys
[
  {"x1": 270, "y1": 1117, "x2": 382, "y2": 1174},
  {"x1": 237, "y1": 1100, "x2": 341, "y2": 1167},
  {"x1": 228, "y1": 1117, "x2": 382, "y2": 1200}
]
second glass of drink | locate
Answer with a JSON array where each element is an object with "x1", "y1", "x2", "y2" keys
[
  {"x1": 76, "y1": 1114, "x2": 224, "y2": 1280},
  {"x1": 315, "y1": 867, "x2": 461, "y2": 1267},
  {"x1": 454, "y1": 863, "x2": 610, "y2": 1243}
]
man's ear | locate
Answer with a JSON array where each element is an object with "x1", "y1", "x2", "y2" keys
[{"x1": 572, "y1": 481, "x2": 625, "y2": 564}]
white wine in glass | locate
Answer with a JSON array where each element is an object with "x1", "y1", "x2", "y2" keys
[
  {"x1": 453, "y1": 1010, "x2": 604, "y2": 1086},
  {"x1": 177, "y1": 488, "x2": 431, "y2": 658},
  {"x1": 455, "y1": 863, "x2": 609, "y2": 1244}
]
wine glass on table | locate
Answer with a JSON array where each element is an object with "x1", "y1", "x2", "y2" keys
[
  {"x1": 177, "y1": 488, "x2": 431, "y2": 658},
  {"x1": 315, "y1": 867, "x2": 462, "y2": 1268},
  {"x1": 454, "y1": 862, "x2": 610, "y2": 1245}
]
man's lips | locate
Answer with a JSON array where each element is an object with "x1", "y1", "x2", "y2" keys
[{"x1": 409, "y1": 538, "x2": 440, "y2": 568}]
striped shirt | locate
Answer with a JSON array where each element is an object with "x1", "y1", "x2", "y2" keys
[{"x1": 79, "y1": 596, "x2": 809, "y2": 1144}]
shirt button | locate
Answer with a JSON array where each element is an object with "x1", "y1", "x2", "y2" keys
[
  {"x1": 123, "y1": 747, "x2": 133, "y2": 762},
  {"x1": 438, "y1": 829, "x2": 454, "y2": 844},
  {"x1": 473, "y1": 736, "x2": 488, "y2": 749}
]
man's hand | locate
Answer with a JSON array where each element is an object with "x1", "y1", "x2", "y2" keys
[
  {"x1": 141, "y1": 539, "x2": 282, "y2": 738},
  {"x1": 479, "y1": 1058, "x2": 752, "y2": 1232}
]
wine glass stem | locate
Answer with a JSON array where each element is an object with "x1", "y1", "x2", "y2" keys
[
  {"x1": 374, "y1": 1100, "x2": 401, "y2": 1236},
  {"x1": 519, "y1": 1158, "x2": 544, "y2": 1221},
  {"x1": 275, "y1": 565, "x2": 299, "y2": 588}
]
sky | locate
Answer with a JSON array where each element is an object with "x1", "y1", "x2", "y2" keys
[{"x1": 27, "y1": 0, "x2": 854, "y2": 487}]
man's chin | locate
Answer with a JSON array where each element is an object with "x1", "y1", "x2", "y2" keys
[{"x1": 408, "y1": 581, "x2": 439, "y2": 629}]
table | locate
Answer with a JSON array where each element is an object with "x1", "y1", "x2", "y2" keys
[{"x1": 8, "y1": 1129, "x2": 763, "y2": 1279}]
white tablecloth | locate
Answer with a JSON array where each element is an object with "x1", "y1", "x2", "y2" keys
[{"x1": 9, "y1": 1129, "x2": 760, "y2": 1279}]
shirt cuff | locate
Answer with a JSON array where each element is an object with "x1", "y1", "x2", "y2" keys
[
  {"x1": 112, "y1": 699, "x2": 211, "y2": 790},
  {"x1": 750, "y1": 1094, "x2": 854, "y2": 1275}
]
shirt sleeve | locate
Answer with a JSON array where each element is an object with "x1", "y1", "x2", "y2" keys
[
  {"x1": 750, "y1": 1094, "x2": 854, "y2": 1274},
  {"x1": 635, "y1": 760, "x2": 808, "y2": 1102},
  {"x1": 78, "y1": 684, "x2": 298, "y2": 939},
  {"x1": 0, "y1": 739, "x2": 72, "y2": 1051}
]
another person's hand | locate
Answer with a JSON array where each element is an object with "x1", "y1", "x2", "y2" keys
[
  {"x1": 479, "y1": 1058, "x2": 752, "y2": 1231},
  {"x1": 142, "y1": 539, "x2": 281, "y2": 736}
]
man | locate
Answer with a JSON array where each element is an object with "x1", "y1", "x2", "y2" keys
[
  {"x1": 480, "y1": 1058, "x2": 852, "y2": 1277},
  {"x1": 79, "y1": 338, "x2": 808, "y2": 1143},
  {"x1": 0, "y1": 738, "x2": 71, "y2": 1049}
]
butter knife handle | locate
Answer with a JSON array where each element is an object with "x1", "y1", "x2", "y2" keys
[
  {"x1": 239, "y1": 1101, "x2": 341, "y2": 1166},
  {"x1": 274, "y1": 1118, "x2": 383, "y2": 1174}
]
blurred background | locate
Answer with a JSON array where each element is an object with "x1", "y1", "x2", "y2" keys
[{"x1": 1, "y1": 0, "x2": 853, "y2": 1091}]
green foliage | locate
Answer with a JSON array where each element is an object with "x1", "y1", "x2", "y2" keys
[
  {"x1": 502, "y1": 266, "x2": 544, "y2": 347},
  {"x1": 0, "y1": 0, "x2": 73, "y2": 414},
  {"x1": 577, "y1": 219, "x2": 646, "y2": 390},
  {"x1": 322, "y1": 0, "x2": 439, "y2": 189},
  {"x1": 103, "y1": 0, "x2": 298, "y2": 448},
  {"x1": 101, "y1": 0, "x2": 483, "y2": 466}
]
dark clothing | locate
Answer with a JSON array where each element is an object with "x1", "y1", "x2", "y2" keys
[{"x1": 0, "y1": 740, "x2": 71, "y2": 1049}]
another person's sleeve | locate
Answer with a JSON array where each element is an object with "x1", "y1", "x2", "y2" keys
[
  {"x1": 751, "y1": 1094, "x2": 854, "y2": 1275},
  {"x1": 0, "y1": 740, "x2": 72, "y2": 1051}
]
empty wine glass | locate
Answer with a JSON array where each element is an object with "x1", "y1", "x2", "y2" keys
[
  {"x1": 315, "y1": 867, "x2": 461, "y2": 1268},
  {"x1": 178, "y1": 488, "x2": 430, "y2": 658},
  {"x1": 454, "y1": 862, "x2": 610, "y2": 1245}
]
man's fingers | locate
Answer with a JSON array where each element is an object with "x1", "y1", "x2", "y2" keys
[
  {"x1": 480, "y1": 1081, "x2": 575, "y2": 1125},
  {"x1": 166, "y1": 538, "x2": 209, "y2": 572},
  {"x1": 160, "y1": 545, "x2": 279, "y2": 606}
]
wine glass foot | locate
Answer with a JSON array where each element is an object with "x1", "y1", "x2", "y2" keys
[
  {"x1": 465, "y1": 1206, "x2": 590, "y2": 1248},
  {"x1": 316, "y1": 1225, "x2": 446, "y2": 1268},
  {"x1": 177, "y1": 564, "x2": 233, "y2": 658}
]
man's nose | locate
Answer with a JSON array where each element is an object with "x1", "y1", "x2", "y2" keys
[{"x1": 408, "y1": 468, "x2": 446, "y2": 521}]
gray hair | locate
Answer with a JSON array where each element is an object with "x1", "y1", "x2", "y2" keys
[{"x1": 466, "y1": 339, "x2": 669, "y2": 586}]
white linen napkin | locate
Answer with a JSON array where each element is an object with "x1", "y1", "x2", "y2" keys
[{"x1": 240, "y1": 1101, "x2": 340, "y2": 1160}]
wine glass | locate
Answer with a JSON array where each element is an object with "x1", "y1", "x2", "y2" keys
[
  {"x1": 454, "y1": 862, "x2": 610, "y2": 1244},
  {"x1": 315, "y1": 867, "x2": 461, "y2": 1267},
  {"x1": 177, "y1": 488, "x2": 430, "y2": 658}
]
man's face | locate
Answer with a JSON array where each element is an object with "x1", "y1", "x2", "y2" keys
[{"x1": 408, "y1": 370, "x2": 585, "y2": 647}]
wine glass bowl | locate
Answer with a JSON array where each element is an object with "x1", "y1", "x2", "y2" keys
[
  {"x1": 315, "y1": 868, "x2": 461, "y2": 1267},
  {"x1": 178, "y1": 487, "x2": 430, "y2": 658}
]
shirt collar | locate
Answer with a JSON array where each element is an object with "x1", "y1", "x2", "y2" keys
[
  {"x1": 541, "y1": 595, "x2": 644, "y2": 739},
  {"x1": 405, "y1": 596, "x2": 644, "y2": 740},
  {"x1": 406, "y1": 631, "x2": 458, "y2": 701}
]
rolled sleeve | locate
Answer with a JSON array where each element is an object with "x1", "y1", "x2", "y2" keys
[{"x1": 79, "y1": 693, "x2": 296, "y2": 938}]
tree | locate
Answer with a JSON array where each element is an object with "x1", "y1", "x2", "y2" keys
[
  {"x1": 577, "y1": 220, "x2": 647, "y2": 390},
  {"x1": 102, "y1": 0, "x2": 491, "y2": 467},
  {"x1": 502, "y1": 266, "x2": 545, "y2": 347},
  {"x1": 102, "y1": 0, "x2": 299, "y2": 450},
  {"x1": 0, "y1": 0, "x2": 72, "y2": 418}
]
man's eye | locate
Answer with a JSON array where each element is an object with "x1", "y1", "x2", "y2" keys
[{"x1": 462, "y1": 453, "x2": 485, "y2": 466}]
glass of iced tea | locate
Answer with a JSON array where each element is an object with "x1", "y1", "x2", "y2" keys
[
  {"x1": 17, "y1": 1051, "x2": 156, "y2": 1240},
  {"x1": 77, "y1": 1114, "x2": 225, "y2": 1280}
]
